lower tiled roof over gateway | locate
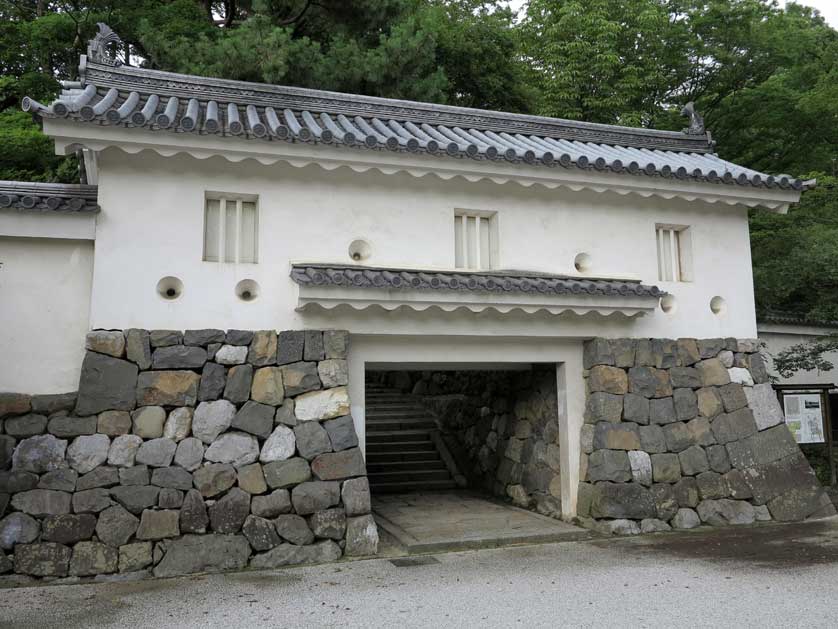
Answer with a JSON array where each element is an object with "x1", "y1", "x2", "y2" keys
[
  {"x1": 0, "y1": 181, "x2": 99, "y2": 213},
  {"x1": 22, "y1": 24, "x2": 808, "y2": 192}
]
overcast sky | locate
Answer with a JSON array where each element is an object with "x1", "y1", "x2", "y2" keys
[{"x1": 504, "y1": 1, "x2": 838, "y2": 27}]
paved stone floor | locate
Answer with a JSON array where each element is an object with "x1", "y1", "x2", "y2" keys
[
  {"x1": 372, "y1": 490, "x2": 590, "y2": 553},
  {"x1": 3, "y1": 518, "x2": 838, "y2": 628}
]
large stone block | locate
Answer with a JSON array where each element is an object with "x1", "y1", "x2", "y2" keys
[
  {"x1": 5, "y1": 414, "x2": 47, "y2": 439},
  {"x1": 204, "y1": 432, "x2": 260, "y2": 467},
  {"x1": 72, "y1": 488, "x2": 113, "y2": 514},
  {"x1": 184, "y1": 329, "x2": 226, "y2": 346},
  {"x1": 237, "y1": 463, "x2": 267, "y2": 495},
  {"x1": 38, "y1": 469, "x2": 77, "y2": 492},
  {"x1": 47, "y1": 415, "x2": 96, "y2": 439},
  {"x1": 726, "y1": 424, "x2": 799, "y2": 469},
  {"x1": 649, "y1": 483, "x2": 678, "y2": 520},
  {"x1": 590, "y1": 482, "x2": 656, "y2": 519},
  {"x1": 706, "y1": 444, "x2": 731, "y2": 474},
  {"x1": 248, "y1": 331, "x2": 278, "y2": 366},
  {"x1": 280, "y1": 362, "x2": 322, "y2": 397},
  {"x1": 251, "y1": 367, "x2": 285, "y2": 406},
  {"x1": 711, "y1": 408, "x2": 758, "y2": 445},
  {"x1": 673, "y1": 477, "x2": 699, "y2": 507},
  {"x1": 149, "y1": 330, "x2": 182, "y2": 347},
  {"x1": 192, "y1": 400, "x2": 236, "y2": 443},
  {"x1": 232, "y1": 401, "x2": 274, "y2": 438},
  {"x1": 676, "y1": 339, "x2": 701, "y2": 366},
  {"x1": 696, "y1": 387, "x2": 724, "y2": 419},
  {"x1": 174, "y1": 438, "x2": 204, "y2": 471},
  {"x1": 588, "y1": 366, "x2": 628, "y2": 395},
  {"x1": 96, "y1": 505, "x2": 139, "y2": 547},
  {"x1": 622, "y1": 393, "x2": 649, "y2": 424},
  {"x1": 724, "y1": 469, "x2": 753, "y2": 500},
  {"x1": 251, "y1": 489, "x2": 292, "y2": 518},
  {"x1": 131, "y1": 406, "x2": 166, "y2": 439},
  {"x1": 341, "y1": 477, "x2": 371, "y2": 516},
  {"x1": 67, "y1": 434, "x2": 110, "y2": 474},
  {"x1": 662, "y1": 422, "x2": 693, "y2": 453},
  {"x1": 136, "y1": 509, "x2": 180, "y2": 540},
  {"x1": 741, "y1": 452, "x2": 821, "y2": 505},
  {"x1": 592, "y1": 423, "x2": 640, "y2": 451},
  {"x1": 323, "y1": 330, "x2": 349, "y2": 360},
  {"x1": 152, "y1": 345, "x2": 207, "y2": 370},
  {"x1": 151, "y1": 466, "x2": 193, "y2": 491},
  {"x1": 291, "y1": 481, "x2": 341, "y2": 515},
  {"x1": 697, "y1": 499, "x2": 755, "y2": 526},
  {"x1": 30, "y1": 391, "x2": 76, "y2": 415},
  {"x1": 311, "y1": 448, "x2": 366, "y2": 481},
  {"x1": 294, "y1": 422, "x2": 333, "y2": 460},
  {"x1": 697, "y1": 338, "x2": 725, "y2": 359},
  {"x1": 198, "y1": 362, "x2": 227, "y2": 402},
  {"x1": 747, "y1": 353, "x2": 770, "y2": 384},
  {"x1": 215, "y1": 344, "x2": 248, "y2": 366},
  {"x1": 97, "y1": 410, "x2": 132, "y2": 437},
  {"x1": 345, "y1": 514, "x2": 379, "y2": 556},
  {"x1": 587, "y1": 449, "x2": 631, "y2": 482},
  {"x1": 318, "y1": 360, "x2": 348, "y2": 389},
  {"x1": 243, "y1": 515, "x2": 281, "y2": 551},
  {"x1": 250, "y1": 540, "x2": 341, "y2": 569},
  {"x1": 767, "y1": 486, "x2": 831, "y2": 522},
  {"x1": 678, "y1": 445, "x2": 709, "y2": 476},
  {"x1": 308, "y1": 508, "x2": 346, "y2": 540},
  {"x1": 180, "y1": 489, "x2": 209, "y2": 533},
  {"x1": 85, "y1": 330, "x2": 125, "y2": 358},
  {"x1": 0, "y1": 512, "x2": 39, "y2": 549},
  {"x1": 295, "y1": 387, "x2": 351, "y2": 422},
  {"x1": 135, "y1": 438, "x2": 177, "y2": 468},
  {"x1": 671, "y1": 508, "x2": 701, "y2": 529},
  {"x1": 277, "y1": 330, "x2": 305, "y2": 365},
  {"x1": 0, "y1": 470, "x2": 37, "y2": 493},
  {"x1": 718, "y1": 383, "x2": 748, "y2": 413},
  {"x1": 119, "y1": 541, "x2": 153, "y2": 573},
  {"x1": 638, "y1": 425, "x2": 666, "y2": 453},
  {"x1": 11, "y1": 489, "x2": 71, "y2": 516},
  {"x1": 110, "y1": 485, "x2": 160, "y2": 514},
  {"x1": 163, "y1": 407, "x2": 193, "y2": 443},
  {"x1": 226, "y1": 330, "x2": 254, "y2": 346},
  {"x1": 584, "y1": 392, "x2": 623, "y2": 424},
  {"x1": 0, "y1": 393, "x2": 31, "y2": 419},
  {"x1": 263, "y1": 458, "x2": 311, "y2": 489},
  {"x1": 696, "y1": 358, "x2": 730, "y2": 387},
  {"x1": 323, "y1": 415, "x2": 358, "y2": 452},
  {"x1": 628, "y1": 367, "x2": 671, "y2": 399},
  {"x1": 303, "y1": 331, "x2": 325, "y2": 362},
  {"x1": 14, "y1": 542, "x2": 71, "y2": 577},
  {"x1": 651, "y1": 453, "x2": 681, "y2": 483},
  {"x1": 76, "y1": 466, "x2": 119, "y2": 491},
  {"x1": 125, "y1": 329, "x2": 152, "y2": 370},
  {"x1": 685, "y1": 416, "x2": 715, "y2": 447},
  {"x1": 41, "y1": 514, "x2": 97, "y2": 545},
  {"x1": 192, "y1": 463, "x2": 236, "y2": 498},
  {"x1": 260, "y1": 425, "x2": 296, "y2": 463},
  {"x1": 136, "y1": 370, "x2": 199, "y2": 407},
  {"x1": 12, "y1": 434, "x2": 67, "y2": 473},
  {"x1": 652, "y1": 339, "x2": 678, "y2": 369},
  {"x1": 208, "y1": 487, "x2": 250, "y2": 534},
  {"x1": 628, "y1": 450, "x2": 652, "y2": 486},
  {"x1": 223, "y1": 364, "x2": 254, "y2": 404},
  {"x1": 673, "y1": 388, "x2": 698, "y2": 421},
  {"x1": 696, "y1": 471, "x2": 729, "y2": 500},
  {"x1": 583, "y1": 338, "x2": 614, "y2": 369},
  {"x1": 274, "y1": 514, "x2": 314, "y2": 545},
  {"x1": 744, "y1": 383, "x2": 784, "y2": 431},
  {"x1": 153, "y1": 534, "x2": 251, "y2": 578},
  {"x1": 649, "y1": 397, "x2": 677, "y2": 425},
  {"x1": 76, "y1": 352, "x2": 138, "y2": 415}
]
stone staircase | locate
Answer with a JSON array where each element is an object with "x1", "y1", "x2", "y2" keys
[{"x1": 364, "y1": 384, "x2": 462, "y2": 493}]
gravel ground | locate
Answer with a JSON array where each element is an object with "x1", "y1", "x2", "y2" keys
[{"x1": 2, "y1": 518, "x2": 838, "y2": 629}]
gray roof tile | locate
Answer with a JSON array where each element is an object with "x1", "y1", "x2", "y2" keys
[
  {"x1": 0, "y1": 180, "x2": 99, "y2": 213},
  {"x1": 291, "y1": 264, "x2": 664, "y2": 299}
]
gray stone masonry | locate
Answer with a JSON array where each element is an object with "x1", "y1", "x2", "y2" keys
[
  {"x1": 0, "y1": 328, "x2": 375, "y2": 582},
  {"x1": 578, "y1": 337, "x2": 835, "y2": 533}
]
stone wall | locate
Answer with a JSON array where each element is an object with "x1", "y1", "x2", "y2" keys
[
  {"x1": 373, "y1": 368, "x2": 562, "y2": 518},
  {"x1": 0, "y1": 328, "x2": 377, "y2": 583},
  {"x1": 578, "y1": 337, "x2": 836, "y2": 535}
]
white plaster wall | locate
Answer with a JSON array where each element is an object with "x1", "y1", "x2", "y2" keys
[
  {"x1": 347, "y1": 334, "x2": 585, "y2": 519},
  {"x1": 758, "y1": 323, "x2": 838, "y2": 387},
  {"x1": 0, "y1": 237, "x2": 93, "y2": 393},
  {"x1": 91, "y1": 149, "x2": 758, "y2": 339}
]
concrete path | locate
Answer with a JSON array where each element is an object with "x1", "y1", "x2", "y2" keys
[
  {"x1": 3, "y1": 518, "x2": 838, "y2": 628},
  {"x1": 373, "y1": 490, "x2": 589, "y2": 552}
]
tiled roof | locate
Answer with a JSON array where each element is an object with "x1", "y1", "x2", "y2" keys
[
  {"x1": 0, "y1": 181, "x2": 99, "y2": 213},
  {"x1": 22, "y1": 25, "x2": 808, "y2": 192},
  {"x1": 290, "y1": 264, "x2": 664, "y2": 298},
  {"x1": 758, "y1": 312, "x2": 838, "y2": 329}
]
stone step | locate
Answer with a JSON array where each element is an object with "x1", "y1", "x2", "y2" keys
[
  {"x1": 369, "y1": 479, "x2": 460, "y2": 493},
  {"x1": 366, "y1": 429, "x2": 432, "y2": 442},
  {"x1": 366, "y1": 460, "x2": 447, "y2": 473},
  {"x1": 366, "y1": 420, "x2": 437, "y2": 432},
  {"x1": 367, "y1": 469, "x2": 453, "y2": 483},
  {"x1": 365, "y1": 406, "x2": 429, "y2": 415},
  {"x1": 365, "y1": 450, "x2": 441, "y2": 463},
  {"x1": 365, "y1": 440, "x2": 435, "y2": 452}
]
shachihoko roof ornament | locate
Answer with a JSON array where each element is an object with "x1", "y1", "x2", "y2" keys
[
  {"x1": 22, "y1": 25, "x2": 811, "y2": 192},
  {"x1": 0, "y1": 181, "x2": 99, "y2": 213}
]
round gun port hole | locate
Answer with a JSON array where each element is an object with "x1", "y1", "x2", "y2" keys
[
  {"x1": 235, "y1": 279, "x2": 260, "y2": 302},
  {"x1": 574, "y1": 253, "x2": 592, "y2": 273},
  {"x1": 710, "y1": 296, "x2": 728, "y2": 316},
  {"x1": 348, "y1": 239, "x2": 372, "y2": 263},
  {"x1": 156, "y1": 276, "x2": 183, "y2": 301},
  {"x1": 660, "y1": 294, "x2": 677, "y2": 314}
]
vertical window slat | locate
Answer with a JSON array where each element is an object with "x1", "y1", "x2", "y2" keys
[
  {"x1": 204, "y1": 199, "x2": 221, "y2": 262},
  {"x1": 455, "y1": 211, "x2": 494, "y2": 271},
  {"x1": 479, "y1": 217, "x2": 491, "y2": 270},
  {"x1": 224, "y1": 199, "x2": 237, "y2": 263},
  {"x1": 454, "y1": 214, "x2": 464, "y2": 268},
  {"x1": 205, "y1": 195, "x2": 259, "y2": 264},
  {"x1": 656, "y1": 225, "x2": 689, "y2": 282},
  {"x1": 240, "y1": 201, "x2": 257, "y2": 263}
]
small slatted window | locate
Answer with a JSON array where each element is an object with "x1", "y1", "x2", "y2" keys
[
  {"x1": 454, "y1": 212, "x2": 494, "y2": 270},
  {"x1": 204, "y1": 196, "x2": 258, "y2": 263},
  {"x1": 656, "y1": 225, "x2": 691, "y2": 282}
]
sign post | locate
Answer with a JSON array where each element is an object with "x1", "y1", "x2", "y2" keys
[{"x1": 775, "y1": 384, "x2": 835, "y2": 486}]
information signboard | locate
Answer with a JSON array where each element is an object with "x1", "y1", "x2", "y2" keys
[{"x1": 783, "y1": 393, "x2": 825, "y2": 444}]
